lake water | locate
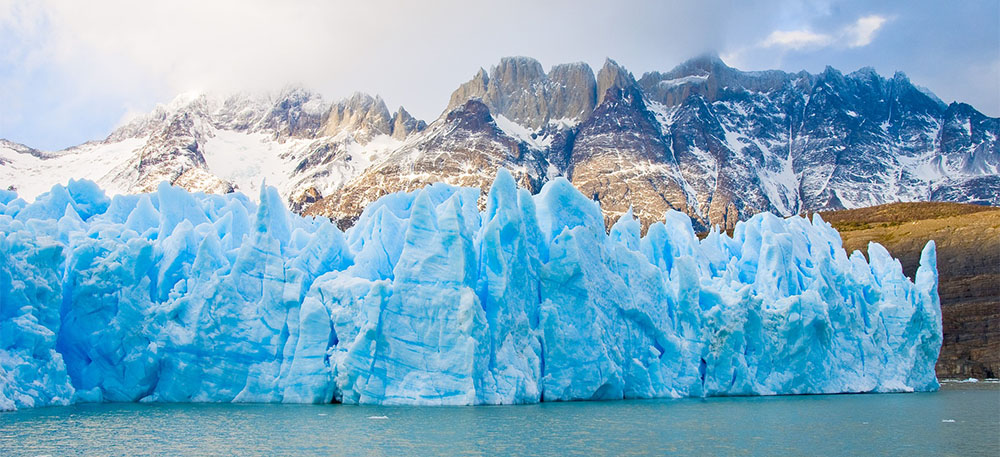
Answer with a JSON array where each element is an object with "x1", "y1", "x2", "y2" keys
[{"x1": 2, "y1": 383, "x2": 997, "y2": 456}]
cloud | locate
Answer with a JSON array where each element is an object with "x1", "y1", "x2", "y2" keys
[
  {"x1": 758, "y1": 14, "x2": 889, "y2": 51},
  {"x1": 762, "y1": 30, "x2": 833, "y2": 50},
  {"x1": 2, "y1": 0, "x2": 997, "y2": 150},
  {"x1": 844, "y1": 15, "x2": 889, "y2": 47},
  {"x1": 1, "y1": 0, "x2": 740, "y2": 149}
]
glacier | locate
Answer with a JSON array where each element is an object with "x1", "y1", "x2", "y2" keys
[{"x1": 0, "y1": 170, "x2": 941, "y2": 410}]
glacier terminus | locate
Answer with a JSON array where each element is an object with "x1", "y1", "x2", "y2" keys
[{"x1": 0, "y1": 169, "x2": 941, "y2": 410}]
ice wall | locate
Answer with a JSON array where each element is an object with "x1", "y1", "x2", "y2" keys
[{"x1": 0, "y1": 171, "x2": 942, "y2": 410}]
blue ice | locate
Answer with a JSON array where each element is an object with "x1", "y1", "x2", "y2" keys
[{"x1": 0, "y1": 172, "x2": 942, "y2": 410}]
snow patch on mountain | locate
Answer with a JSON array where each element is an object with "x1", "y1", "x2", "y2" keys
[
  {"x1": 0, "y1": 138, "x2": 147, "y2": 200},
  {"x1": 657, "y1": 73, "x2": 710, "y2": 88},
  {"x1": 201, "y1": 130, "x2": 306, "y2": 196},
  {"x1": 1, "y1": 55, "x2": 997, "y2": 230}
]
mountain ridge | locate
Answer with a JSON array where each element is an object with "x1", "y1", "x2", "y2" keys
[{"x1": 2, "y1": 55, "x2": 997, "y2": 230}]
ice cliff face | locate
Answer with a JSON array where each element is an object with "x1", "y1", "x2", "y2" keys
[
  {"x1": 2, "y1": 55, "x2": 996, "y2": 231},
  {"x1": 0, "y1": 171, "x2": 941, "y2": 410}
]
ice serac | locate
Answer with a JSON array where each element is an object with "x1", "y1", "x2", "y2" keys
[
  {"x1": 0, "y1": 215, "x2": 73, "y2": 410},
  {"x1": 0, "y1": 171, "x2": 942, "y2": 410}
]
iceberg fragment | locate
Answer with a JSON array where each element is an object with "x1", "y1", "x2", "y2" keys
[{"x1": 0, "y1": 170, "x2": 942, "y2": 410}]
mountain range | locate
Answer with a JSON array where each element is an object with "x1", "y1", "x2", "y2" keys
[{"x1": 2, "y1": 54, "x2": 997, "y2": 230}]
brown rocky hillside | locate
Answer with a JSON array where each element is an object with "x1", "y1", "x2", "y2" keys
[{"x1": 818, "y1": 202, "x2": 1000, "y2": 379}]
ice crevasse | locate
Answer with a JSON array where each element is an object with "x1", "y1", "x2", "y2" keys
[{"x1": 0, "y1": 170, "x2": 941, "y2": 410}]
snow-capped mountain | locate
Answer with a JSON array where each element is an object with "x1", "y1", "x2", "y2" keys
[{"x1": 2, "y1": 54, "x2": 997, "y2": 230}]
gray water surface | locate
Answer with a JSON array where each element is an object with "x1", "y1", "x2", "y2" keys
[{"x1": 2, "y1": 383, "x2": 998, "y2": 456}]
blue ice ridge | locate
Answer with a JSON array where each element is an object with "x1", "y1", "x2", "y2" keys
[{"x1": 0, "y1": 170, "x2": 942, "y2": 410}]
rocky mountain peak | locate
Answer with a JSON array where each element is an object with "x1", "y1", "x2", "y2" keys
[
  {"x1": 849, "y1": 66, "x2": 880, "y2": 81},
  {"x1": 882, "y1": 75, "x2": 945, "y2": 122},
  {"x1": 818, "y1": 66, "x2": 847, "y2": 86},
  {"x1": 445, "y1": 99, "x2": 498, "y2": 132},
  {"x1": 391, "y1": 107, "x2": 427, "y2": 140},
  {"x1": 596, "y1": 58, "x2": 637, "y2": 105},
  {"x1": 105, "y1": 94, "x2": 204, "y2": 142},
  {"x1": 106, "y1": 109, "x2": 233, "y2": 196},
  {"x1": 321, "y1": 92, "x2": 393, "y2": 142},
  {"x1": 254, "y1": 87, "x2": 329, "y2": 139},
  {"x1": 0, "y1": 138, "x2": 42, "y2": 159},
  {"x1": 447, "y1": 57, "x2": 598, "y2": 130},
  {"x1": 891, "y1": 70, "x2": 911, "y2": 83},
  {"x1": 546, "y1": 62, "x2": 598, "y2": 122},
  {"x1": 672, "y1": 52, "x2": 730, "y2": 76},
  {"x1": 5, "y1": 55, "x2": 998, "y2": 238},
  {"x1": 491, "y1": 56, "x2": 546, "y2": 86},
  {"x1": 483, "y1": 56, "x2": 549, "y2": 129},
  {"x1": 131, "y1": 112, "x2": 211, "y2": 177},
  {"x1": 447, "y1": 68, "x2": 490, "y2": 114},
  {"x1": 104, "y1": 87, "x2": 330, "y2": 143},
  {"x1": 640, "y1": 54, "x2": 792, "y2": 107},
  {"x1": 473, "y1": 67, "x2": 489, "y2": 83}
]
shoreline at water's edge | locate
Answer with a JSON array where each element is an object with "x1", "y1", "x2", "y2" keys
[
  {"x1": 3, "y1": 387, "x2": 998, "y2": 457},
  {"x1": 9, "y1": 375, "x2": 1000, "y2": 414},
  {"x1": 939, "y1": 378, "x2": 1000, "y2": 384},
  {"x1": 5, "y1": 385, "x2": 972, "y2": 413}
]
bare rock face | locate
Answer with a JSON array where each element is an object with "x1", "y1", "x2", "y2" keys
[
  {"x1": 483, "y1": 56, "x2": 549, "y2": 129},
  {"x1": 289, "y1": 186, "x2": 322, "y2": 213},
  {"x1": 38, "y1": 88, "x2": 429, "y2": 206},
  {"x1": 102, "y1": 112, "x2": 236, "y2": 195},
  {"x1": 447, "y1": 68, "x2": 490, "y2": 113},
  {"x1": 106, "y1": 88, "x2": 330, "y2": 144},
  {"x1": 319, "y1": 93, "x2": 427, "y2": 144},
  {"x1": 596, "y1": 59, "x2": 634, "y2": 106},
  {"x1": 5, "y1": 54, "x2": 998, "y2": 235},
  {"x1": 254, "y1": 87, "x2": 329, "y2": 139},
  {"x1": 303, "y1": 99, "x2": 545, "y2": 228},
  {"x1": 640, "y1": 53, "x2": 790, "y2": 107},
  {"x1": 0, "y1": 139, "x2": 42, "y2": 160},
  {"x1": 321, "y1": 93, "x2": 393, "y2": 143},
  {"x1": 666, "y1": 93, "x2": 780, "y2": 230},
  {"x1": 391, "y1": 107, "x2": 427, "y2": 140},
  {"x1": 446, "y1": 57, "x2": 598, "y2": 129},
  {"x1": 172, "y1": 168, "x2": 236, "y2": 194},
  {"x1": 939, "y1": 103, "x2": 998, "y2": 168},
  {"x1": 569, "y1": 81, "x2": 693, "y2": 229},
  {"x1": 547, "y1": 62, "x2": 598, "y2": 123}
]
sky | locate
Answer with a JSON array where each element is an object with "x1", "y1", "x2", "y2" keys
[{"x1": 1, "y1": 0, "x2": 998, "y2": 151}]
